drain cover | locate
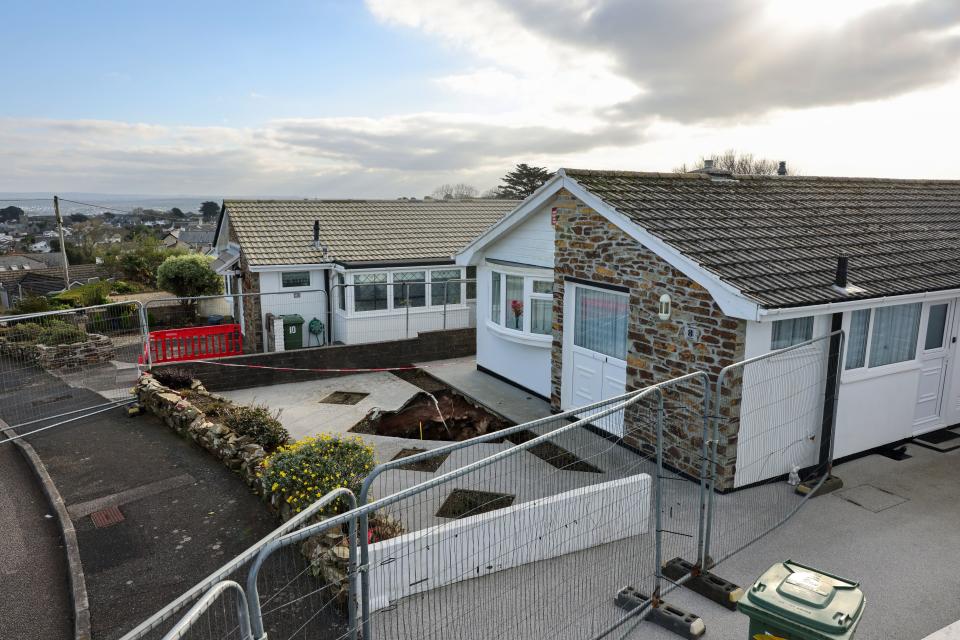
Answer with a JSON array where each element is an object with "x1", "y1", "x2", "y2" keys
[
  {"x1": 320, "y1": 391, "x2": 369, "y2": 405},
  {"x1": 90, "y1": 505, "x2": 125, "y2": 528},
  {"x1": 835, "y1": 484, "x2": 907, "y2": 513}
]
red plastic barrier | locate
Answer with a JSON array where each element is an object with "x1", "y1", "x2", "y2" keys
[{"x1": 142, "y1": 324, "x2": 243, "y2": 364}]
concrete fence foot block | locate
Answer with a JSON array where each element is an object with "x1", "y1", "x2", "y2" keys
[
  {"x1": 615, "y1": 585, "x2": 705, "y2": 639},
  {"x1": 662, "y1": 557, "x2": 743, "y2": 611}
]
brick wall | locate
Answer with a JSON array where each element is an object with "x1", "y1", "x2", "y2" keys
[
  {"x1": 550, "y1": 189, "x2": 746, "y2": 487},
  {"x1": 156, "y1": 328, "x2": 476, "y2": 392}
]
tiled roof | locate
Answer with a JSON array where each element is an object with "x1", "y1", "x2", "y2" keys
[
  {"x1": 0, "y1": 255, "x2": 48, "y2": 270},
  {"x1": 178, "y1": 230, "x2": 215, "y2": 245},
  {"x1": 223, "y1": 199, "x2": 520, "y2": 267},
  {"x1": 563, "y1": 169, "x2": 960, "y2": 308},
  {"x1": 0, "y1": 264, "x2": 117, "y2": 297}
]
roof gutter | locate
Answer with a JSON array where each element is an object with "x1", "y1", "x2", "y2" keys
[{"x1": 758, "y1": 287, "x2": 960, "y2": 320}]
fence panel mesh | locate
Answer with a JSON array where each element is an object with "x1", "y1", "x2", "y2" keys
[
  {"x1": 704, "y1": 332, "x2": 841, "y2": 567},
  {"x1": 358, "y1": 392, "x2": 673, "y2": 640},
  {"x1": 0, "y1": 302, "x2": 143, "y2": 429}
]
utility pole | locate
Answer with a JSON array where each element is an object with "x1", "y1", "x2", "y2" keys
[{"x1": 53, "y1": 195, "x2": 70, "y2": 290}]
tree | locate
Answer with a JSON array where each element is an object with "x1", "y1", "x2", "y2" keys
[
  {"x1": 98, "y1": 236, "x2": 184, "y2": 286},
  {"x1": 157, "y1": 254, "x2": 223, "y2": 317},
  {"x1": 69, "y1": 213, "x2": 89, "y2": 223},
  {"x1": 0, "y1": 206, "x2": 24, "y2": 222},
  {"x1": 430, "y1": 183, "x2": 478, "y2": 200},
  {"x1": 169, "y1": 207, "x2": 186, "y2": 219},
  {"x1": 50, "y1": 238, "x2": 96, "y2": 265},
  {"x1": 200, "y1": 201, "x2": 220, "y2": 223},
  {"x1": 674, "y1": 149, "x2": 793, "y2": 175},
  {"x1": 490, "y1": 163, "x2": 552, "y2": 199}
]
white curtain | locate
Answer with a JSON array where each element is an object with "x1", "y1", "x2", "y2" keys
[
  {"x1": 530, "y1": 298, "x2": 552, "y2": 335},
  {"x1": 573, "y1": 287, "x2": 628, "y2": 360},
  {"x1": 869, "y1": 302, "x2": 921, "y2": 367},
  {"x1": 490, "y1": 272, "x2": 501, "y2": 324},
  {"x1": 505, "y1": 275, "x2": 523, "y2": 330},
  {"x1": 770, "y1": 316, "x2": 814, "y2": 350},
  {"x1": 845, "y1": 309, "x2": 870, "y2": 369}
]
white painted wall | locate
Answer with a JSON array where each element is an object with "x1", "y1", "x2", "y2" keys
[
  {"x1": 331, "y1": 303, "x2": 474, "y2": 345},
  {"x1": 475, "y1": 264, "x2": 553, "y2": 397},
  {"x1": 367, "y1": 473, "x2": 651, "y2": 612},
  {"x1": 257, "y1": 269, "x2": 329, "y2": 349},
  {"x1": 470, "y1": 202, "x2": 555, "y2": 396},
  {"x1": 483, "y1": 204, "x2": 554, "y2": 268}
]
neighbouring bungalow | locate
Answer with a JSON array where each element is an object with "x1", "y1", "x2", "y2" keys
[
  {"x1": 457, "y1": 166, "x2": 960, "y2": 489},
  {"x1": 211, "y1": 198, "x2": 519, "y2": 351}
]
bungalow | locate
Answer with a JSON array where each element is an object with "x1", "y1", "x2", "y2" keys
[
  {"x1": 212, "y1": 198, "x2": 519, "y2": 351},
  {"x1": 457, "y1": 167, "x2": 960, "y2": 489}
]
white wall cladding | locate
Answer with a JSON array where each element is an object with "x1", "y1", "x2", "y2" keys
[
  {"x1": 367, "y1": 472, "x2": 651, "y2": 611},
  {"x1": 483, "y1": 205, "x2": 555, "y2": 268}
]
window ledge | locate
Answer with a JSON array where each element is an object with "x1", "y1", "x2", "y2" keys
[
  {"x1": 841, "y1": 360, "x2": 922, "y2": 385},
  {"x1": 485, "y1": 320, "x2": 552, "y2": 347}
]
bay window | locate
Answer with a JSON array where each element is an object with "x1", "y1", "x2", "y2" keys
[
  {"x1": 489, "y1": 269, "x2": 554, "y2": 338},
  {"x1": 844, "y1": 302, "x2": 922, "y2": 370}
]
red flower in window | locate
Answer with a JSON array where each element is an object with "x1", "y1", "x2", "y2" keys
[{"x1": 510, "y1": 299, "x2": 523, "y2": 318}]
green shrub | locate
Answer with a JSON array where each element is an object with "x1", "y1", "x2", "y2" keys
[
  {"x1": 13, "y1": 296, "x2": 63, "y2": 314},
  {"x1": 52, "y1": 281, "x2": 111, "y2": 308},
  {"x1": 259, "y1": 435, "x2": 375, "y2": 515},
  {"x1": 36, "y1": 324, "x2": 88, "y2": 346},
  {"x1": 151, "y1": 367, "x2": 195, "y2": 389},
  {"x1": 7, "y1": 322, "x2": 43, "y2": 343},
  {"x1": 110, "y1": 280, "x2": 141, "y2": 295},
  {"x1": 224, "y1": 404, "x2": 290, "y2": 451}
]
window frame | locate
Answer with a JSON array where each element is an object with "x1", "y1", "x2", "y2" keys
[
  {"x1": 280, "y1": 270, "x2": 311, "y2": 289},
  {"x1": 770, "y1": 316, "x2": 814, "y2": 350},
  {"x1": 345, "y1": 267, "x2": 468, "y2": 316},
  {"x1": 842, "y1": 301, "x2": 926, "y2": 380},
  {"x1": 485, "y1": 265, "x2": 554, "y2": 345}
]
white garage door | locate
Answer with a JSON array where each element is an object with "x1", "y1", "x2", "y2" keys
[{"x1": 562, "y1": 283, "x2": 629, "y2": 437}]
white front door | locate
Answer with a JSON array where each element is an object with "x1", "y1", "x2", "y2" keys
[
  {"x1": 913, "y1": 301, "x2": 954, "y2": 434},
  {"x1": 561, "y1": 283, "x2": 629, "y2": 437}
]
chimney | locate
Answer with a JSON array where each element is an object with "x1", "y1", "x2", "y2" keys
[
  {"x1": 834, "y1": 256, "x2": 849, "y2": 289},
  {"x1": 703, "y1": 159, "x2": 715, "y2": 170},
  {"x1": 777, "y1": 161, "x2": 787, "y2": 176}
]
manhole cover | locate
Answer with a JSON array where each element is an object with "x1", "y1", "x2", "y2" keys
[
  {"x1": 90, "y1": 505, "x2": 125, "y2": 528},
  {"x1": 320, "y1": 391, "x2": 369, "y2": 405},
  {"x1": 436, "y1": 489, "x2": 515, "y2": 519},
  {"x1": 835, "y1": 484, "x2": 907, "y2": 513}
]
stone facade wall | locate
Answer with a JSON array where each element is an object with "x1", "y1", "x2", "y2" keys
[
  {"x1": 550, "y1": 190, "x2": 746, "y2": 487},
  {"x1": 0, "y1": 334, "x2": 115, "y2": 371},
  {"x1": 230, "y1": 222, "x2": 265, "y2": 353}
]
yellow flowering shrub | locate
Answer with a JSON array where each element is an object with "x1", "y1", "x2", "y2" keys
[{"x1": 259, "y1": 434, "x2": 376, "y2": 515}]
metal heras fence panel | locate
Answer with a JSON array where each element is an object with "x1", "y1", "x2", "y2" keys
[
  {"x1": 121, "y1": 489, "x2": 360, "y2": 640},
  {"x1": 0, "y1": 301, "x2": 144, "y2": 430},
  {"x1": 702, "y1": 330, "x2": 843, "y2": 569}
]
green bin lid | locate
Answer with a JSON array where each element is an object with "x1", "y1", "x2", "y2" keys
[
  {"x1": 282, "y1": 314, "x2": 304, "y2": 325},
  {"x1": 740, "y1": 561, "x2": 864, "y2": 635}
]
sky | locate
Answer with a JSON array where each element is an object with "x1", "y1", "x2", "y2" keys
[{"x1": 2, "y1": 0, "x2": 960, "y2": 198}]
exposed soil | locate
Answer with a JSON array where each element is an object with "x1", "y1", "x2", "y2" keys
[
  {"x1": 390, "y1": 447, "x2": 451, "y2": 472},
  {"x1": 436, "y1": 489, "x2": 516, "y2": 519},
  {"x1": 351, "y1": 389, "x2": 512, "y2": 441},
  {"x1": 494, "y1": 430, "x2": 603, "y2": 474},
  {"x1": 180, "y1": 389, "x2": 232, "y2": 419}
]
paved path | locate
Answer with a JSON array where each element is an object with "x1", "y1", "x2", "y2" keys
[{"x1": 0, "y1": 438, "x2": 72, "y2": 640}]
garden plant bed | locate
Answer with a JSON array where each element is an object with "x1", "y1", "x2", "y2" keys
[
  {"x1": 350, "y1": 389, "x2": 512, "y2": 441},
  {"x1": 436, "y1": 488, "x2": 516, "y2": 519},
  {"x1": 390, "y1": 447, "x2": 451, "y2": 472}
]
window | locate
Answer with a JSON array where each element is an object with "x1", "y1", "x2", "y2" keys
[
  {"x1": 573, "y1": 287, "x2": 628, "y2": 360},
  {"x1": 354, "y1": 273, "x2": 388, "y2": 311},
  {"x1": 869, "y1": 303, "x2": 921, "y2": 368},
  {"x1": 466, "y1": 266, "x2": 477, "y2": 300},
  {"x1": 845, "y1": 302, "x2": 922, "y2": 370},
  {"x1": 532, "y1": 280, "x2": 553, "y2": 294},
  {"x1": 770, "y1": 317, "x2": 814, "y2": 349},
  {"x1": 924, "y1": 304, "x2": 949, "y2": 351},
  {"x1": 431, "y1": 269, "x2": 462, "y2": 306},
  {"x1": 505, "y1": 275, "x2": 524, "y2": 330},
  {"x1": 281, "y1": 271, "x2": 310, "y2": 288},
  {"x1": 491, "y1": 271, "x2": 501, "y2": 324},
  {"x1": 393, "y1": 271, "x2": 426, "y2": 308},
  {"x1": 530, "y1": 279, "x2": 553, "y2": 335},
  {"x1": 336, "y1": 273, "x2": 346, "y2": 311}
]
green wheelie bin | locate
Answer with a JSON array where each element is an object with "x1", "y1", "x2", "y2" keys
[
  {"x1": 282, "y1": 314, "x2": 305, "y2": 350},
  {"x1": 737, "y1": 560, "x2": 865, "y2": 640}
]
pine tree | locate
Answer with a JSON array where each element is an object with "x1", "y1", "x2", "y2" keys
[{"x1": 492, "y1": 164, "x2": 552, "y2": 199}]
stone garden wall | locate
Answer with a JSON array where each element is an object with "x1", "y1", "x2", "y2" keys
[{"x1": 0, "y1": 333, "x2": 115, "y2": 371}]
